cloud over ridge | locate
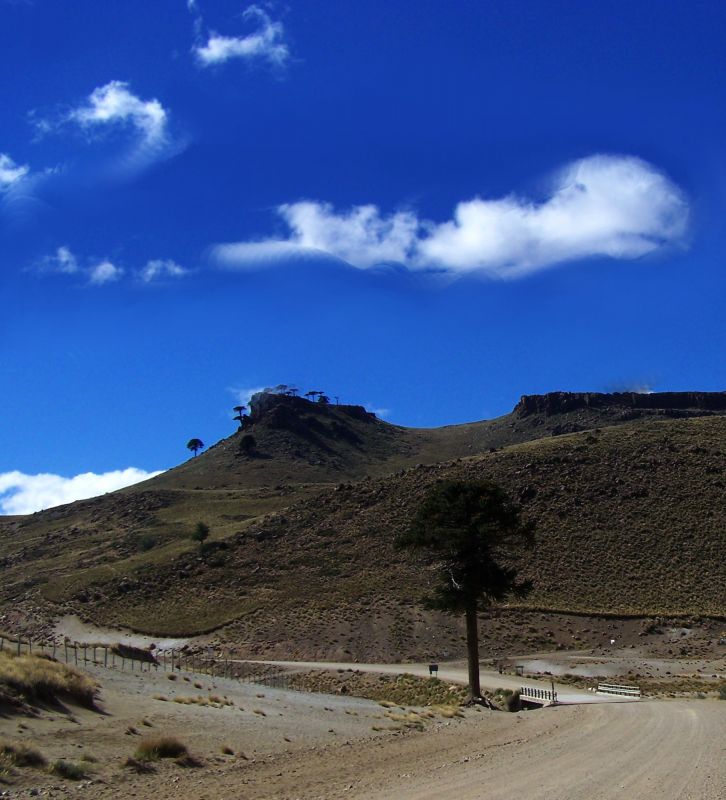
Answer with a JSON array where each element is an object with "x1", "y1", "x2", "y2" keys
[
  {"x1": 214, "y1": 155, "x2": 688, "y2": 278},
  {"x1": 0, "y1": 468, "x2": 163, "y2": 516}
]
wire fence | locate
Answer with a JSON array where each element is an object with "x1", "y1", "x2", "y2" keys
[{"x1": 0, "y1": 633, "x2": 291, "y2": 688}]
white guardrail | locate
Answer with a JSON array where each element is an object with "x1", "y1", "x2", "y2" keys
[
  {"x1": 596, "y1": 682, "x2": 641, "y2": 697},
  {"x1": 520, "y1": 686, "x2": 557, "y2": 704}
]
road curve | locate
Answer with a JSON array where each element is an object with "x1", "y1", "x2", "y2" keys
[
  {"x1": 248, "y1": 658, "x2": 637, "y2": 704},
  {"x1": 238, "y1": 698, "x2": 724, "y2": 800}
]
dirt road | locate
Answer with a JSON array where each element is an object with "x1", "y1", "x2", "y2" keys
[
  {"x1": 251, "y1": 658, "x2": 633, "y2": 703},
  {"x1": 224, "y1": 699, "x2": 725, "y2": 800}
]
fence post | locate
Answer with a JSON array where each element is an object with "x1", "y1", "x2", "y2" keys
[
  {"x1": 17, "y1": 636, "x2": 21, "y2": 656},
  {"x1": 74, "y1": 644, "x2": 78, "y2": 665}
]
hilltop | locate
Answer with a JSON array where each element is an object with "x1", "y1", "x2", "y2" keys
[{"x1": 1, "y1": 389, "x2": 725, "y2": 659}]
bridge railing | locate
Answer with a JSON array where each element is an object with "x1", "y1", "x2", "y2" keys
[
  {"x1": 520, "y1": 685, "x2": 557, "y2": 704},
  {"x1": 596, "y1": 682, "x2": 641, "y2": 697}
]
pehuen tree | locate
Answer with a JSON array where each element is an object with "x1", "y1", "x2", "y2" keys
[
  {"x1": 396, "y1": 480, "x2": 534, "y2": 701},
  {"x1": 186, "y1": 438, "x2": 204, "y2": 457},
  {"x1": 191, "y1": 521, "x2": 210, "y2": 549}
]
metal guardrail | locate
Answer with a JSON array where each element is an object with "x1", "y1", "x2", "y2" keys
[
  {"x1": 596, "y1": 682, "x2": 641, "y2": 697},
  {"x1": 520, "y1": 685, "x2": 557, "y2": 704}
]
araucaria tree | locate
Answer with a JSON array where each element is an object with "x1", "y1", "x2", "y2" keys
[
  {"x1": 186, "y1": 438, "x2": 204, "y2": 457},
  {"x1": 191, "y1": 521, "x2": 210, "y2": 549},
  {"x1": 396, "y1": 481, "x2": 534, "y2": 701}
]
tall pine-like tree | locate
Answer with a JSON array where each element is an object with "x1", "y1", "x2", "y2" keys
[{"x1": 397, "y1": 481, "x2": 534, "y2": 700}]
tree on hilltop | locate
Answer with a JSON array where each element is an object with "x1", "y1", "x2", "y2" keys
[
  {"x1": 396, "y1": 480, "x2": 534, "y2": 701},
  {"x1": 186, "y1": 438, "x2": 204, "y2": 457},
  {"x1": 233, "y1": 405, "x2": 247, "y2": 428}
]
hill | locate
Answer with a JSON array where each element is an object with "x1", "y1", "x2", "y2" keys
[{"x1": 1, "y1": 390, "x2": 725, "y2": 658}]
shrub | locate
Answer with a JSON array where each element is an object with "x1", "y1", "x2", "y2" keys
[
  {"x1": 122, "y1": 756, "x2": 155, "y2": 774},
  {"x1": 0, "y1": 651, "x2": 97, "y2": 710},
  {"x1": 49, "y1": 759, "x2": 89, "y2": 780},
  {"x1": 135, "y1": 736, "x2": 188, "y2": 761},
  {"x1": 718, "y1": 684, "x2": 726, "y2": 700},
  {"x1": 138, "y1": 535, "x2": 157, "y2": 552},
  {"x1": 0, "y1": 740, "x2": 46, "y2": 769}
]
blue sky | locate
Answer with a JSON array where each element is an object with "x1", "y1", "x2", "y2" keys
[{"x1": 2, "y1": 0, "x2": 725, "y2": 513}]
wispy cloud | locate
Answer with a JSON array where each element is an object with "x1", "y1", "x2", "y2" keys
[
  {"x1": 88, "y1": 259, "x2": 123, "y2": 285},
  {"x1": 34, "y1": 249, "x2": 190, "y2": 286},
  {"x1": 0, "y1": 468, "x2": 163, "y2": 515},
  {"x1": 69, "y1": 81, "x2": 168, "y2": 146},
  {"x1": 228, "y1": 385, "x2": 267, "y2": 406},
  {"x1": 0, "y1": 153, "x2": 29, "y2": 188},
  {"x1": 40, "y1": 80, "x2": 180, "y2": 176},
  {"x1": 213, "y1": 155, "x2": 688, "y2": 279},
  {"x1": 193, "y1": 5, "x2": 290, "y2": 68},
  {"x1": 138, "y1": 258, "x2": 188, "y2": 283},
  {"x1": 40, "y1": 245, "x2": 79, "y2": 274}
]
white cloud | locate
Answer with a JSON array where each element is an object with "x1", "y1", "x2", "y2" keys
[
  {"x1": 139, "y1": 258, "x2": 188, "y2": 283},
  {"x1": 40, "y1": 245, "x2": 79, "y2": 274},
  {"x1": 0, "y1": 468, "x2": 163, "y2": 516},
  {"x1": 212, "y1": 155, "x2": 688, "y2": 279},
  {"x1": 194, "y1": 5, "x2": 290, "y2": 68},
  {"x1": 70, "y1": 81, "x2": 168, "y2": 146},
  {"x1": 365, "y1": 404, "x2": 391, "y2": 418},
  {"x1": 228, "y1": 385, "x2": 267, "y2": 406},
  {"x1": 0, "y1": 153, "x2": 29, "y2": 187},
  {"x1": 63, "y1": 81, "x2": 176, "y2": 174},
  {"x1": 88, "y1": 259, "x2": 123, "y2": 285}
]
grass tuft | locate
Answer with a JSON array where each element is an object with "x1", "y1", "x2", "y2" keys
[
  {"x1": 0, "y1": 740, "x2": 47, "y2": 770},
  {"x1": 49, "y1": 759, "x2": 89, "y2": 780},
  {"x1": 135, "y1": 735, "x2": 188, "y2": 761},
  {"x1": 0, "y1": 651, "x2": 97, "y2": 710}
]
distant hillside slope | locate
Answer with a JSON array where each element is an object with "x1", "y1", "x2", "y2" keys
[
  {"x1": 1, "y1": 390, "x2": 724, "y2": 653},
  {"x1": 26, "y1": 415, "x2": 724, "y2": 648},
  {"x1": 149, "y1": 389, "x2": 726, "y2": 489}
]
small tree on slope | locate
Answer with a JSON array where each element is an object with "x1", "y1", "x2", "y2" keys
[
  {"x1": 186, "y1": 438, "x2": 204, "y2": 457},
  {"x1": 396, "y1": 480, "x2": 534, "y2": 701}
]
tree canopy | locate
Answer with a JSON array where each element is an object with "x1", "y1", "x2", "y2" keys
[
  {"x1": 186, "y1": 438, "x2": 204, "y2": 456},
  {"x1": 396, "y1": 480, "x2": 534, "y2": 699}
]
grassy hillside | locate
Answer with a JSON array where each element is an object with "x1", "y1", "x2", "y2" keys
[{"x1": 1, "y1": 391, "x2": 724, "y2": 657}]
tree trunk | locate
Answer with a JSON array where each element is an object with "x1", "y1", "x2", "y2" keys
[{"x1": 465, "y1": 602, "x2": 481, "y2": 699}]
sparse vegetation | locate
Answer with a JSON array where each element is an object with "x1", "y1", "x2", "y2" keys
[
  {"x1": 0, "y1": 650, "x2": 97, "y2": 710},
  {"x1": 1, "y1": 394, "x2": 725, "y2": 651},
  {"x1": 49, "y1": 759, "x2": 89, "y2": 780},
  {"x1": 0, "y1": 740, "x2": 46, "y2": 770},
  {"x1": 135, "y1": 735, "x2": 188, "y2": 761},
  {"x1": 287, "y1": 670, "x2": 469, "y2": 706}
]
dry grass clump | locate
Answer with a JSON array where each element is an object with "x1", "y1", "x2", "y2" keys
[
  {"x1": 0, "y1": 740, "x2": 47, "y2": 771},
  {"x1": 0, "y1": 650, "x2": 97, "y2": 710},
  {"x1": 123, "y1": 756, "x2": 156, "y2": 774},
  {"x1": 289, "y1": 670, "x2": 468, "y2": 707},
  {"x1": 135, "y1": 735, "x2": 188, "y2": 761},
  {"x1": 48, "y1": 759, "x2": 89, "y2": 780},
  {"x1": 172, "y1": 694, "x2": 234, "y2": 708}
]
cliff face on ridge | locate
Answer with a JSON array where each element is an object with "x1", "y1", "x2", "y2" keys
[{"x1": 515, "y1": 391, "x2": 726, "y2": 417}]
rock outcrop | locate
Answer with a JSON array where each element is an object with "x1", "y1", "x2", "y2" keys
[{"x1": 515, "y1": 391, "x2": 726, "y2": 418}]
